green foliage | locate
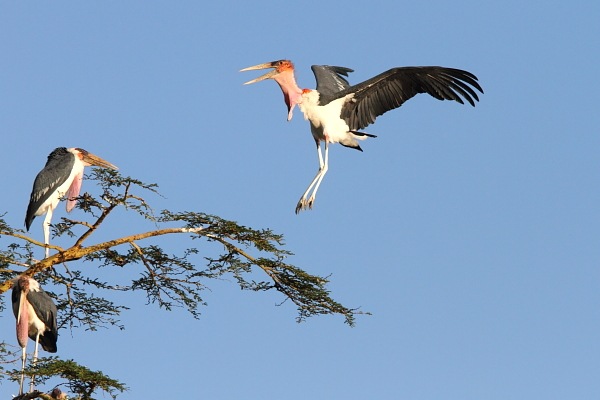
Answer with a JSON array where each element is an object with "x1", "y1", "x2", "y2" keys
[
  {"x1": 8, "y1": 357, "x2": 126, "y2": 399},
  {"x1": 0, "y1": 170, "x2": 366, "y2": 398}
]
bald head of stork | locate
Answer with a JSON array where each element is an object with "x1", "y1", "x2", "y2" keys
[{"x1": 240, "y1": 60, "x2": 304, "y2": 121}]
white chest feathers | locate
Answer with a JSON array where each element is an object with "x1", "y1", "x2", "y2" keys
[{"x1": 298, "y1": 91, "x2": 358, "y2": 144}]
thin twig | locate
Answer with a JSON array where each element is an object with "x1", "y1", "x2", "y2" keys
[{"x1": 0, "y1": 231, "x2": 64, "y2": 253}]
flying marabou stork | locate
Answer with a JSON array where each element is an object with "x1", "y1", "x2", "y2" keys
[
  {"x1": 12, "y1": 275, "x2": 58, "y2": 395},
  {"x1": 240, "y1": 60, "x2": 483, "y2": 213},
  {"x1": 25, "y1": 147, "x2": 118, "y2": 258}
]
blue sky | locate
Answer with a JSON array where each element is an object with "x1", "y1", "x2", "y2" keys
[{"x1": 1, "y1": 1, "x2": 599, "y2": 399}]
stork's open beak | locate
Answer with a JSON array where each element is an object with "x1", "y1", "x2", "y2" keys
[
  {"x1": 78, "y1": 149, "x2": 119, "y2": 170},
  {"x1": 239, "y1": 61, "x2": 284, "y2": 85}
]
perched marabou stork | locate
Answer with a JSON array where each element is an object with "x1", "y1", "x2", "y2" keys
[
  {"x1": 12, "y1": 276, "x2": 58, "y2": 395},
  {"x1": 240, "y1": 60, "x2": 483, "y2": 213},
  {"x1": 25, "y1": 147, "x2": 118, "y2": 258}
]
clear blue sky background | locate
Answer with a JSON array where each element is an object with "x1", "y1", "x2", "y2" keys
[{"x1": 1, "y1": 1, "x2": 599, "y2": 399}]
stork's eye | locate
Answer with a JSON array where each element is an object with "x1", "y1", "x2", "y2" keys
[{"x1": 278, "y1": 61, "x2": 293, "y2": 72}]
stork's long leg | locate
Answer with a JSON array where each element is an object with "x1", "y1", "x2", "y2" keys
[
  {"x1": 29, "y1": 333, "x2": 40, "y2": 392},
  {"x1": 306, "y1": 141, "x2": 329, "y2": 209},
  {"x1": 296, "y1": 141, "x2": 326, "y2": 214},
  {"x1": 19, "y1": 346, "x2": 26, "y2": 395},
  {"x1": 42, "y1": 207, "x2": 54, "y2": 259}
]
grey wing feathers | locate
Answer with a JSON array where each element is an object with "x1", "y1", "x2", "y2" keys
[
  {"x1": 311, "y1": 65, "x2": 354, "y2": 98},
  {"x1": 337, "y1": 66, "x2": 483, "y2": 131},
  {"x1": 27, "y1": 289, "x2": 58, "y2": 352},
  {"x1": 25, "y1": 148, "x2": 75, "y2": 230}
]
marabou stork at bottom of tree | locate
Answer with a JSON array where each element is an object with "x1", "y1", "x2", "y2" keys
[
  {"x1": 25, "y1": 147, "x2": 118, "y2": 259},
  {"x1": 12, "y1": 275, "x2": 58, "y2": 395},
  {"x1": 240, "y1": 60, "x2": 484, "y2": 213},
  {"x1": 49, "y1": 388, "x2": 67, "y2": 399}
]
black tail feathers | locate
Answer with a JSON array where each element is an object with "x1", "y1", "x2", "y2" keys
[{"x1": 350, "y1": 131, "x2": 377, "y2": 138}]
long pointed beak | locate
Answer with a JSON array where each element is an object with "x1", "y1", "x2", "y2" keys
[
  {"x1": 239, "y1": 61, "x2": 281, "y2": 85},
  {"x1": 81, "y1": 152, "x2": 119, "y2": 170}
]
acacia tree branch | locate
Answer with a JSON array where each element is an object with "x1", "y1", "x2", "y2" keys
[
  {"x1": 202, "y1": 233, "x2": 354, "y2": 317},
  {"x1": 130, "y1": 241, "x2": 161, "y2": 288},
  {"x1": 0, "y1": 231, "x2": 64, "y2": 253},
  {"x1": 12, "y1": 391, "x2": 52, "y2": 400},
  {"x1": 62, "y1": 219, "x2": 94, "y2": 229},
  {"x1": 73, "y1": 203, "x2": 117, "y2": 248},
  {"x1": 81, "y1": 227, "x2": 204, "y2": 256},
  {"x1": 0, "y1": 260, "x2": 29, "y2": 269},
  {"x1": 0, "y1": 227, "x2": 204, "y2": 294}
]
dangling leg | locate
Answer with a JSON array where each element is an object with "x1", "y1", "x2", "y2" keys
[
  {"x1": 306, "y1": 141, "x2": 329, "y2": 209},
  {"x1": 42, "y1": 208, "x2": 54, "y2": 259},
  {"x1": 29, "y1": 333, "x2": 40, "y2": 392},
  {"x1": 296, "y1": 140, "x2": 326, "y2": 214},
  {"x1": 19, "y1": 346, "x2": 26, "y2": 395}
]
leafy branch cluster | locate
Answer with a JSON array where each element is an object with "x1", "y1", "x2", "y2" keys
[{"x1": 0, "y1": 169, "x2": 366, "y2": 398}]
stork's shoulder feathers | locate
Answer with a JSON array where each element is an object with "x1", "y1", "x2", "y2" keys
[{"x1": 311, "y1": 65, "x2": 354, "y2": 99}]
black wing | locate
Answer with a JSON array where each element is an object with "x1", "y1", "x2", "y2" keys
[
  {"x1": 27, "y1": 289, "x2": 58, "y2": 352},
  {"x1": 311, "y1": 65, "x2": 354, "y2": 98},
  {"x1": 321, "y1": 66, "x2": 483, "y2": 131},
  {"x1": 25, "y1": 148, "x2": 75, "y2": 230},
  {"x1": 12, "y1": 284, "x2": 21, "y2": 318}
]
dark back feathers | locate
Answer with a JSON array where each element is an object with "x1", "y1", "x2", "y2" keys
[
  {"x1": 12, "y1": 284, "x2": 58, "y2": 353},
  {"x1": 25, "y1": 148, "x2": 75, "y2": 230}
]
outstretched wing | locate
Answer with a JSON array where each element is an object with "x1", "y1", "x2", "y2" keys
[{"x1": 322, "y1": 66, "x2": 483, "y2": 131}]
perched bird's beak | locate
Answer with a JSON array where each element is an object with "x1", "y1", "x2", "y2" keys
[
  {"x1": 239, "y1": 61, "x2": 283, "y2": 85},
  {"x1": 77, "y1": 149, "x2": 119, "y2": 170}
]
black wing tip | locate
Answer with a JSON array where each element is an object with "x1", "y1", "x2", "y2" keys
[
  {"x1": 350, "y1": 131, "x2": 377, "y2": 138},
  {"x1": 438, "y1": 68, "x2": 483, "y2": 106},
  {"x1": 40, "y1": 336, "x2": 58, "y2": 353},
  {"x1": 449, "y1": 68, "x2": 484, "y2": 93},
  {"x1": 341, "y1": 142, "x2": 363, "y2": 152},
  {"x1": 25, "y1": 203, "x2": 36, "y2": 231},
  {"x1": 25, "y1": 216, "x2": 33, "y2": 231}
]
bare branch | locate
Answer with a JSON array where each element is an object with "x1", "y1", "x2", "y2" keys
[{"x1": 0, "y1": 231, "x2": 64, "y2": 253}]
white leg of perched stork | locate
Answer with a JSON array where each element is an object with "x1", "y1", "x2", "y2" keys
[
  {"x1": 19, "y1": 346, "x2": 26, "y2": 395},
  {"x1": 29, "y1": 333, "x2": 41, "y2": 392},
  {"x1": 296, "y1": 141, "x2": 327, "y2": 214},
  {"x1": 43, "y1": 207, "x2": 54, "y2": 259}
]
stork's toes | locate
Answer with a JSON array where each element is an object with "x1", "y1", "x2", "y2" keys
[
  {"x1": 295, "y1": 196, "x2": 316, "y2": 214},
  {"x1": 295, "y1": 198, "x2": 308, "y2": 214}
]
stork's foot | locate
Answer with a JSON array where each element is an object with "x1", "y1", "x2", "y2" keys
[{"x1": 295, "y1": 196, "x2": 316, "y2": 214}]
